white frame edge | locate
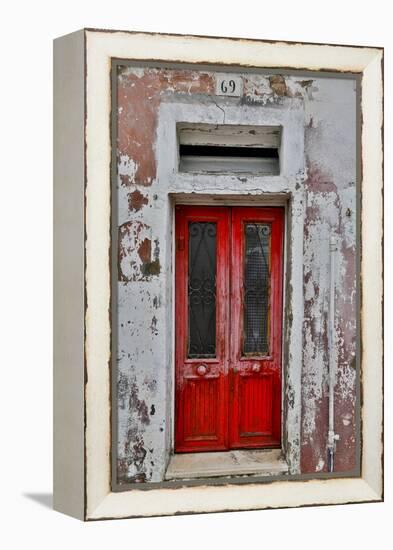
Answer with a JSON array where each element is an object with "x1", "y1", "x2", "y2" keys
[{"x1": 83, "y1": 30, "x2": 383, "y2": 520}]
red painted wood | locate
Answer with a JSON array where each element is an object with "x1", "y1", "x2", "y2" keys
[
  {"x1": 175, "y1": 206, "x2": 284, "y2": 452},
  {"x1": 175, "y1": 206, "x2": 230, "y2": 452},
  {"x1": 229, "y1": 207, "x2": 284, "y2": 449}
]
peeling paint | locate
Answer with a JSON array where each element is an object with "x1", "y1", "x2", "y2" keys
[
  {"x1": 117, "y1": 66, "x2": 214, "y2": 186},
  {"x1": 129, "y1": 189, "x2": 148, "y2": 211},
  {"x1": 115, "y1": 66, "x2": 357, "y2": 483},
  {"x1": 301, "y1": 86, "x2": 357, "y2": 472},
  {"x1": 269, "y1": 75, "x2": 287, "y2": 96},
  {"x1": 118, "y1": 222, "x2": 160, "y2": 281},
  {"x1": 242, "y1": 74, "x2": 317, "y2": 106},
  {"x1": 137, "y1": 237, "x2": 151, "y2": 264}
]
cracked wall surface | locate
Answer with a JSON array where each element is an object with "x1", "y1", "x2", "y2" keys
[{"x1": 115, "y1": 64, "x2": 358, "y2": 484}]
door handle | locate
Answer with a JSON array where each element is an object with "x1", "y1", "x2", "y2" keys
[
  {"x1": 233, "y1": 366, "x2": 239, "y2": 374},
  {"x1": 196, "y1": 364, "x2": 208, "y2": 376}
]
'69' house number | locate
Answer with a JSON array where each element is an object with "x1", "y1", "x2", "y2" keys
[{"x1": 215, "y1": 74, "x2": 243, "y2": 97}]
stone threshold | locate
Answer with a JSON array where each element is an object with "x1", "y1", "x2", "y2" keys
[{"x1": 165, "y1": 448, "x2": 288, "y2": 480}]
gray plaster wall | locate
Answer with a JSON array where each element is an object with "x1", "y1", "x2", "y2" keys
[{"x1": 114, "y1": 65, "x2": 357, "y2": 485}]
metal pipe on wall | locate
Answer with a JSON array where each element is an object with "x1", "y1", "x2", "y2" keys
[{"x1": 327, "y1": 235, "x2": 339, "y2": 472}]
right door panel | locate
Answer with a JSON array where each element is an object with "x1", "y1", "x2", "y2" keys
[{"x1": 229, "y1": 207, "x2": 284, "y2": 449}]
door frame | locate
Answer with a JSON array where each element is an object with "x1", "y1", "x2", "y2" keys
[{"x1": 171, "y1": 199, "x2": 288, "y2": 456}]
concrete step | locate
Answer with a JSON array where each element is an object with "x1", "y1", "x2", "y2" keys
[{"x1": 165, "y1": 449, "x2": 289, "y2": 480}]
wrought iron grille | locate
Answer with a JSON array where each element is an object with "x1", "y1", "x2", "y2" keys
[
  {"x1": 243, "y1": 223, "x2": 271, "y2": 355},
  {"x1": 188, "y1": 222, "x2": 217, "y2": 358}
]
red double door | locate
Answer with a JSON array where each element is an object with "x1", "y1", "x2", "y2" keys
[{"x1": 175, "y1": 206, "x2": 284, "y2": 453}]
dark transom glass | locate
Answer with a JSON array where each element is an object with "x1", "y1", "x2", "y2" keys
[
  {"x1": 188, "y1": 222, "x2": 217, "y2": 358},
  {"x1": 243, "y1": 223, "x2": 271, "y2": 355}
]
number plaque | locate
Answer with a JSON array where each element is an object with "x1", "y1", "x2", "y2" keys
[{"x1": 215, "y1": 74, "x2": 243, "y2": 97}]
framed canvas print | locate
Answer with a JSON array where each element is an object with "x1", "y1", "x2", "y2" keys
[{"x1": 53, "y1": 29, "x2": 383, "y2": 520}]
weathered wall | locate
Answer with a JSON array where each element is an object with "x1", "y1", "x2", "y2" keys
[
  {"x1": 115, "y1": 64, "x2": 357, "y2": 484},
  {"x1": 116, "y1": 67, "x2": 215, "y2": 484},
  {"x1": 301, "y1": 77, "x2": 357, "y2": 473}
]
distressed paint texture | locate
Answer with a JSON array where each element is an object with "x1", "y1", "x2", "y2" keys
[
  {"x1": 300, "y1": 78, "x2": 357, "y2": 473},
  {"x1": 116, "y1": 67, "x2": 216, "y2": 483},
  {"x1": 118, "y1": 67, "x2": 214, "y2": 187},
  {"x1": 115, "y1": 65, "x2": 357, "y2": 484}
]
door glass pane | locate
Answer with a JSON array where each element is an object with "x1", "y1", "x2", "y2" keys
[
  {"x1": 188, "y1": 222, "x2": 217, "y2": 358},
  {"x1": 243, "y1": 223, "x2": 271, "y2": 355}
]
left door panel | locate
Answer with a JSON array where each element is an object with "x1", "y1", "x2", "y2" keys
[{"x1": 175, "y1": 206, "x2": 230, "y2": 452}]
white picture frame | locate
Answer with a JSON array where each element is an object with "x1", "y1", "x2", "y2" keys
[{"x1": 53, "y1": 28, "x2": 383, "y2": 520}]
